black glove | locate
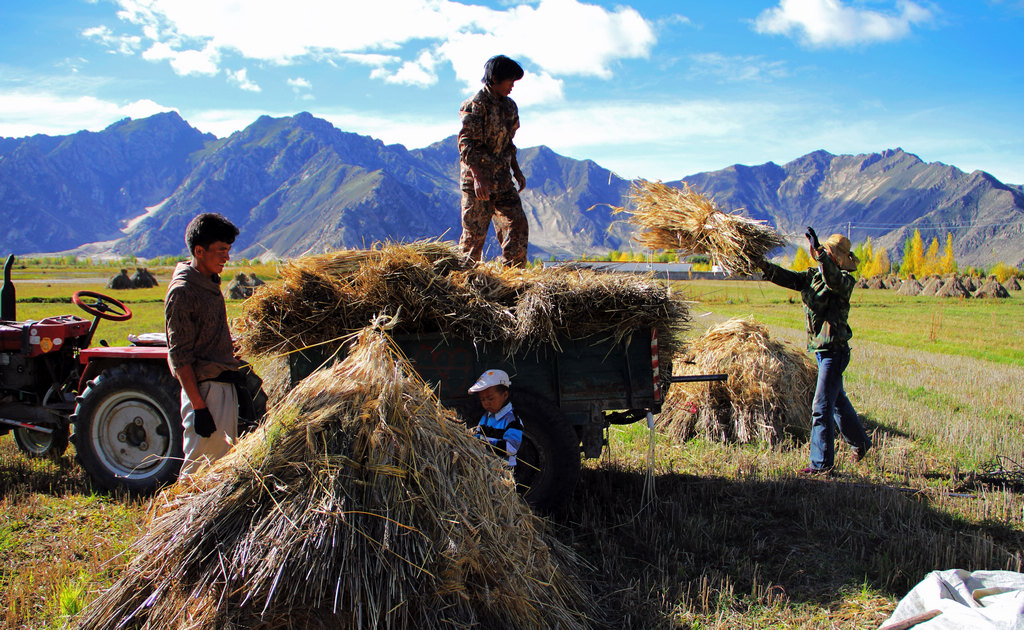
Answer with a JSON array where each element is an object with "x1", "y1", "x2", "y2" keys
[
  {"x1": 193, "y1": 407, "x2": 216, "y2": 438},
  {"x1": 805, "y1": 226, "x2": 821, "y2": 252}
]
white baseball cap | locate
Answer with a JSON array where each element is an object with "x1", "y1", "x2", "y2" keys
[{"x1": 468, "y1": 369, "x2": 511, "y2": 393}]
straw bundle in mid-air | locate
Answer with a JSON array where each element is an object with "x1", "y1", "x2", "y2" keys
[
  {"x1": 76, "y1": 324, "x2": 590, "y2": 630},
  {"x1": 611, "y1": 180, "x2": 786, "y2": 276},
  {"x1": 657, "y1": 318, "x2": 815, "y2": 444},
  {"x1": 236, "y1": 240, "x2": 690, "y2": 361}
]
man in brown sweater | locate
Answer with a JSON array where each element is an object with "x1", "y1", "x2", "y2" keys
[{"x1": 164, "y1": 213, "x2": 241, "y2": 476}]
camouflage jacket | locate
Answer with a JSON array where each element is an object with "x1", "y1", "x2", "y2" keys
[
  {"x1": 759, "y1": 250, "x2": 855, "y2": 352},
  {"x1": 458, "y1": 86, "x2": 519, "y2": 193}
]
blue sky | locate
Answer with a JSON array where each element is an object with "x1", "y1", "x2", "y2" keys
[{"x1": 2, "y1": 0, "x2": 1023, "y2": 185}]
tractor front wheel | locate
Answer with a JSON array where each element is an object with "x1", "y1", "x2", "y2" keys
[{"x1": 72, "y1": 362, "x2": 183, "y2": 493}]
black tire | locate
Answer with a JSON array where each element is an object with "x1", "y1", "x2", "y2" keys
[
  {"x1": 510, "y1": 391, "x2": 581, "y2": 513},
  {"x1": 72, "y1": 362, "x2": 183, "y2": 493},
  {"x1": 13, "y1": 423, "x2": 70, "y2": 460}
]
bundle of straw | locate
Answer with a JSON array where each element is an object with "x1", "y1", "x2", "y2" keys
[
  {"x1": 76, "y1": 323, "x2": 590, "y2": 630},
  {"x1": 236, "y1": 240, "x2": 690, "y2": 361},
  {"x1": 657, "y1": 318, "x2": 814, "y2": 444},
  {"x1": 612, "y1": 180, "x2": 786, "y2": 276}
]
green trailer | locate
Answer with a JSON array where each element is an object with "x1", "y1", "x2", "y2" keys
[{"x1": 290, "y1": 327, "x2": 720, "y2": 511}]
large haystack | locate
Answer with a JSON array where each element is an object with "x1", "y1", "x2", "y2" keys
[
  {"x1": 936, "y1": 276, "x2": 971, "y2": 298},
  {"x1": 896, "y1": 276, "x2": 923, "y2": 296},
  {"x1": 657, "y1": 318, "x2": 815, "y2": 445},
  {"x1": 610, "y1": 180, "x2": 785, "y2": 276},
  {"x1": 974, "y1": 276, "x2": 1010, "y2": 299},
  {"x1": 919, "y1": 276, "x2": 943, "y2": 296},
  {"x1": 866, "y1": 276, "x2": 888, "y2": 290},
  {"x1": 237, "y1": 240, "x2": 689, "y2": 362},
  {"x1": 130, "y1": 267, "x2": 158, "y2": 288},
  {"x1": 227, "y1": 272, "x2": 266, "y2": 299},
  {"x1": 106, "y1": 269, "x2": 133, "y2": 290},
  {"x1": 76, "y1": 325, "x2": 590, "y2": 630},
  {"x1": 1005, "y1": 277, "x2": 1021, "y2": 292}
]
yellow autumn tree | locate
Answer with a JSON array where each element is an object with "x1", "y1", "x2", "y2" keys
[
  {"x1": 791, "y1": 247, "x2": 815, "y2": 272},
  {"x1": 900, "y1": 229, "x2": 925, "y2": 277},
  {"x1": 939, "y1": 233, "x2": 957, "y2": 274},
  {"x1": 863, "y1": 248, "x2": 891, "y2": 278},
  {"x1": 854, "y1": 238, "x2": 874, "y2": 278},
  {"x1": 922, "y1": 237, "x2": 942, "y2": 276}
]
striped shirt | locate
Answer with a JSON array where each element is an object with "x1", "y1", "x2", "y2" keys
[{"x1": 474, "y1": 402, "x2": 523, "y2": 467}]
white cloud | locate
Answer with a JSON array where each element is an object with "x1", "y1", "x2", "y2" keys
[
  {"x1": 98, "y1": 0, "x2": 656, "y2": 102},
  {"x1": 372, "y1": 50, "x2": 440, "y2": 88},
  {"x1": 142, "y1": 40, "x2": 220, "y2": 76},
  {"x1": 227, "y1": 68, "x2": 260, "y2": 92},
  {"x1": 754, "y1": 0, "x2": 934, "y2": 47},
  {"x1": 287, "y1": 77, "x2": 312, "y2": 89},
  {"x1": 690, "y1": 53, "x2": 788, "y2": 82},
  {"x1": 82, "y1": 25, "x2": 142, "y2": 55},
  {"x1": 0, "y1": 92, "x2": 172, "y2": 137}
]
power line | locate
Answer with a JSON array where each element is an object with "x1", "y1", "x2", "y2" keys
[{"x1": 843, "y1": 221, "x2": 1024, "y2": 231}]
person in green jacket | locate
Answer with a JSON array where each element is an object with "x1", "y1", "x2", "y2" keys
[{"x1": 758, "y1": 229, "x2": 872, "y2": 474}]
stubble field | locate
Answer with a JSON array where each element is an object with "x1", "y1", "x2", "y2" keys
[{"x1": 2, "y1": 271, "x2": 1022, "y2": 629}]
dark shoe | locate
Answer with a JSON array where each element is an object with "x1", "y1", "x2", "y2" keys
[
  {"x1": 851, "y1": 443, "x2": 871, "y2": 463},
  {"x1": 799, "y1": 466, "x2": 832, "y2": 476}
]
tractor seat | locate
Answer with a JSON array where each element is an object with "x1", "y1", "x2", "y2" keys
[{"x1": 127, "y1": 333, "x2": 168, "y2": 347}]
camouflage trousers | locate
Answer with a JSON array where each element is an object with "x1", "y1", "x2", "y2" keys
[{"x1": 459, "y1": 187, "x2": 529, "y2": 267}]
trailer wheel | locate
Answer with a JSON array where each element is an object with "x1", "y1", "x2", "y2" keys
[
  {"x1": 72, "y1": 362, "x2": 183, "y2": 493},
  {"x1": 511, "y1": 391, "x2": 580, "y2": 513},
  {"x1": 13, "y1": 423, "x2": 69, "y2": 460}
]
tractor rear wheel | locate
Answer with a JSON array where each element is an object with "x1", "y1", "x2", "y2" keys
[
  {"x1": 509, "y1": 391, "x2": 581, "y2": 513},
  {"x1": 72, "y1": 362, "x2": 183, "y2": 493},
  {"x1": 13, "y1": 423, "x2": 69, "y2": 460}
]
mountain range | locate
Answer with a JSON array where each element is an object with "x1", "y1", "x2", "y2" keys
[{"x1": 1, "y1": 111, "x2": 1022, "y2": 267}]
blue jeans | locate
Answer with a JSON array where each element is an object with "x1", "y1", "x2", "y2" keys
[{"x1": 810, "y1": 346, "x2": 871, "y2": 470}]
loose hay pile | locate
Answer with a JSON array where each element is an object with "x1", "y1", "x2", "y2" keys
[
  {"x1": 237, "y1": 240, "x2": 690, "y2": 361},
  {"x1": 610, "y1": 180, "x2": 786, "y2": 276},
  {"x1": 658, "y1": 318, "x2": 815, "y2": 444},
  {"x1": 76, "y1": 324, "x2": 590, "y2": 630}
]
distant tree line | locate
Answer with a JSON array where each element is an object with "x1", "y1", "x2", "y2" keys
[{"x1": 781, "y1": 229, "x2": 1022, "y2": 281}]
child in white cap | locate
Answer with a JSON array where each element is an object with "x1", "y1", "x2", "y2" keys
[{"x1": 468, "y1": 368, "x2": 523, "y2": 468}]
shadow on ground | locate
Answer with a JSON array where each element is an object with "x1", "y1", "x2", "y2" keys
[{"x1": 561, "y1": 464, "x2": 1024, "y2": 629}]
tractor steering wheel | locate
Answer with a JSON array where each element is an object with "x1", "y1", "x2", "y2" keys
[{"x1": 72, "y1": 291, "x2": 133, "y2": 322}]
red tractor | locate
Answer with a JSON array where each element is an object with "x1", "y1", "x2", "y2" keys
[{"x1": 0, "y1": 256, "x2": 264, "y2": 492}]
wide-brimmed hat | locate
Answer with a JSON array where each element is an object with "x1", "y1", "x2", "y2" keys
[
  {"x1": 823, "y1": 234, "x2": 859, "y2": 271},
  {"x1": 468, "y1": 369, "x2": 511, "y2": 393}
]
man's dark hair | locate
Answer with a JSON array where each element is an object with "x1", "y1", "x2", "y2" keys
[
  {"x1": 185, "y1": 213, "x2": 239, "y2": 255},
  {"x1": 482, "y1": 55, "x2": 524, "y2": 86}
]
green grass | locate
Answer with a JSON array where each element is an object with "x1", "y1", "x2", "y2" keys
[
  {"x1": 2, "y1": 276, "x2": 1023, "y2": 629},
  {"x1": 686, "y1": 279, "x2": 1024, "y2": 365}
]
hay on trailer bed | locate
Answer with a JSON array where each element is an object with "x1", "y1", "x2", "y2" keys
[
  {"x1": 76, "y1": 323, "x2": 590, "y2": 630},
  {"x1": 658, "y1": 318, "x2": 815, "y2": 445},
  {"x1": 236, "y1": 240, "x2": 690, "y2": 361},
  {"x1": 609, "y1": 180, "x2": 786, "y2": 277}
]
